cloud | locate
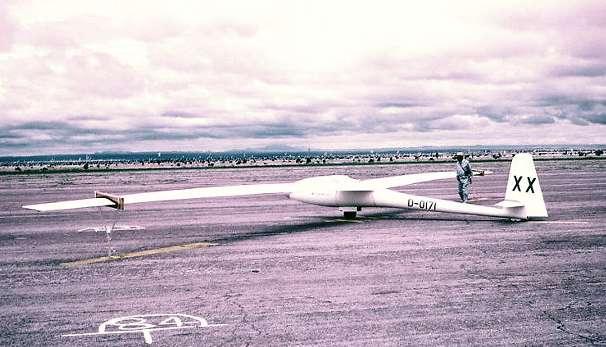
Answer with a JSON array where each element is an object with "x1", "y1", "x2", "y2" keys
[
  {"x1": 513, "y1": 115, "x2": 556, "y2": 125},
  {"x1": 0, "y1": 119, "x2": 310, "y2": 152},
  {"x1": 0, "y1": 2, "x2": 16, "y2": 51},
  {"x1": 0, "y1": 0, "x2": 605, "y2": 155}
]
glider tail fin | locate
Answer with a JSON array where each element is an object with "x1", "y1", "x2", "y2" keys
[{"x1": 503, "y1": 153, "x2": 548, "y2": 219}]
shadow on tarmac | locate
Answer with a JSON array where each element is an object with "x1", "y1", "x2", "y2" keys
[{"x1": 212, "y1": 210, "x2": 516, "y2": 245}]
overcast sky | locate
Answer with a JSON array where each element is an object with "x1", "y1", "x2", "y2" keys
[{"x1": 0, "y1": 0, "x2": 605, "y2": 155}]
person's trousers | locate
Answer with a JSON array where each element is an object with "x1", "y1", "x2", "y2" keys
[{"x1": 458, "y1": 177, "x2": 470, "y2": 202}]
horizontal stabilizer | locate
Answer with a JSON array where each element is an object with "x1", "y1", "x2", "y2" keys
[
  {"x1": 472, "y1": 169, "x2": 493, "y2": 176},
  {"x1": 23, "y1": 198, "x2": 116, "y2": 212},
  {"x1": 495, "y1": 200, "x2": 525, "y2": 208}
]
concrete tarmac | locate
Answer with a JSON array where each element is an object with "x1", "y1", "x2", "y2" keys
[{"x1": 1, "y1": 160, "x2": 605, "y2": 346}]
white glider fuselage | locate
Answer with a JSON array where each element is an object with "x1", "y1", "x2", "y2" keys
[
  {"x1": 288, "y1": 175, "x2": 526, "y2": 219},
  {"x1": 289, "y1": 175, "x2": 368, "y2": 206}
]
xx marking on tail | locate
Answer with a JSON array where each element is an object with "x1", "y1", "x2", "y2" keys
[
  {"x1": 513, "y1": 176, "x2": 523, "y2": 192},
  {"x1": 512, "y1": 175, "x2": 536, "y2": 194},
  {"x1": 526, "y1": 177, "x2": 536, "y2": 193}
]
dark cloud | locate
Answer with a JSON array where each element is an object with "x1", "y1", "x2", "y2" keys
[
  {"x1": 582, "y1": 114, "x2": 606, "y2": 125},
  {"x1": 530, "y1": 96, "x2": 606, "y2": 126},
  {"x1": 549, "y1": 60, "x2": 606, "y2": 78},
  {"x1": 67, "y1": 115, "x2": 112, "y2": 121},
  {"x1": 0, "y1": 119, "x2": 311, "y2": 151},
  {"x1": 375, "y1": 102, "x2": 424, "y2": 108},
  {"x1": 518, "y1": 115, "x2": 556, "y2": 125},
  {"x1": 0, "y1": 129, "x2": 21, "y2": 140},
  {"x1": 17, "y1": 121, "x2": 68, "y2": 130},
  {"x1": 569, "y1": 117, "x2": 590, "y2": 126},
  {"x1": 474, "y1": 108, "x2": 510, "y2": 123},
  {"x1": 537, "y1": 96, "x2": 606, "y2": 110},
  {"x1": 161, "y1": 111, "x2": 206, "y2": 119}
]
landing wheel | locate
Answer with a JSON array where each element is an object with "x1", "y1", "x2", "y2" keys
[{"x1": 343, "y1": 211, "x2": 357, "y2": 219}]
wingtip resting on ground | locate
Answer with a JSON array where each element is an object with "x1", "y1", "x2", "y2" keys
[{"x1": 23, "y1": 197, "x2": 117, "y2": 212}]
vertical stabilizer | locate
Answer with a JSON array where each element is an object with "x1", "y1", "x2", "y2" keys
[{"x1": 504, "y1": 153, "x2": 548, "y2": 218}]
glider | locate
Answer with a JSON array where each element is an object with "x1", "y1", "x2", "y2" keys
[{"x1": 23, "y1": 153, "x2": 547, "y2": 221}]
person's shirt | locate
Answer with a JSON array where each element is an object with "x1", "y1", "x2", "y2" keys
[{"x1": 456, "y1": 159, "x2": 472, "y2": 178}]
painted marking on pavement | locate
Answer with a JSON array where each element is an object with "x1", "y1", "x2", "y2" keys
[
  {"x1": 62, "y1": 314, "x2": 226, "y2": 344},
  {"x1": 61, "y1": 242, "x2": 217, "y2": 267},
  {"x1": 77, "y1": 225, "x2": 145, "y2": 233}
]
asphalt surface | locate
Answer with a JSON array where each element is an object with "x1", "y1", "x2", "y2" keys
[{"x1": 1, "y1": 160, "x2": 605, "y2": 346}]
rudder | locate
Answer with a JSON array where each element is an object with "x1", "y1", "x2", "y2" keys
[{"x1": 504, "y1": 153, "x2": 548, "y2": 218}]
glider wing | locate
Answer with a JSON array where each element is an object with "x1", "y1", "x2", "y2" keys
[
  {"x1": 361, "y1": 171, "x2": 456, "y2": 189},
  {"x1": 23, "y1": 197, "x2": 118, "y2": 212},
  {"x1": 123, "y1": 183, "x2": 293, "y2": 204},
  {"x1": 362, "y1": 169, "x2": 492, "y2": 189},
  {"x1": 23, "y1": 183, "x2": 294, "y2": 212}
]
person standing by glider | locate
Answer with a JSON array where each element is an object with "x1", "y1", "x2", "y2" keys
[{"x1": 455, "y1": 152, "x2": 473, "y2": 202}]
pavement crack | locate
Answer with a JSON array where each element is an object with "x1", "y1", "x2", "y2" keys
[
  {"x1": 542, "y1": 310, "x2": 606, "y2": 345},
  {"x1": 224, "y1": 292, "x2": 262, "y2": 347},
  {"x1": 465, "y1": 269, "x2": 606, "y2": 346}
]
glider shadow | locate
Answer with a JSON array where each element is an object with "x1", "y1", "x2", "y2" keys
[{"x1": 211, "y1": 209, "x2": 513, "y2": 245}]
